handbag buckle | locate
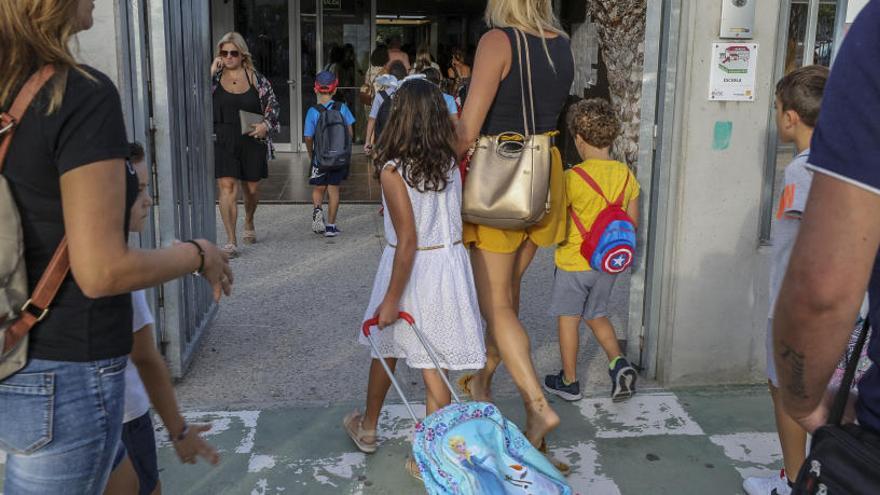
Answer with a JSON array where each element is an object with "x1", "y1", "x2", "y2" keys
[
  {"x1": 0, "y1": 113, "x2": 16, "y2": 135},
  {"x1": 21, "y1": 299, "x2": 49, "y2": 323}
]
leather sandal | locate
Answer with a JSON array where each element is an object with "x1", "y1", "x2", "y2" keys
[
  {"x1": 343, "y1": 410, "x2": 377, "y2": 454},
  {"x1": 221, "y1": 243, "x2": 238, "y2": 259},
  {"x1": 405, "y1": 456, "x2": 423, "y2": 481},
  {"x1": 539, "y1": 439, "x2": 571, "y2": 476},
  {"x1": 457, "y1": 373, "x2": 475, "y2": 399},
  {"x1": 242, "y1": 229, "x2": 257, "y2": 245}
]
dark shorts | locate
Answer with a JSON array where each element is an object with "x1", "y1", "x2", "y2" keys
[
  {"x1": 112, "y1": 413, "x2": 160, "y2": 495},
  {"x1": 309, "y1": 163, "x2": 350, "y2": 186}
]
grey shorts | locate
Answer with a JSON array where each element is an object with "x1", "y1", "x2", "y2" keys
[
  {"x1": 766, "y1": 319, "x2": 779, "y2": 387},
  {"x1": 549, "y1": 268, "x2": 616, "y2": 320}
]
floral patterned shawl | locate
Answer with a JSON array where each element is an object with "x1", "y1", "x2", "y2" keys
[{"x1": 212, "y1": 68, "x2": 281, "y2": 159}]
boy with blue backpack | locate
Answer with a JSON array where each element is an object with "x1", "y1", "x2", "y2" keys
[
  {"x1": 304, "y1": 71, "x2": 355, "y2": 237},
  {"x1": 543, "y1": 98, "x2": 640, "y2": 403}
]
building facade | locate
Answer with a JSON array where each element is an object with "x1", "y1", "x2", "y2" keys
[{"x1": 79, "y1": 0, "x2": 863, "y2": 382}]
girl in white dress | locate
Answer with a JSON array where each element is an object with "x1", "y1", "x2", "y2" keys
[{"x1": 343, "y1": 78, "x2": 485, "y2": 475}]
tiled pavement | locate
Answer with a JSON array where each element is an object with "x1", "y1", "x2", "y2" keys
[
  {"x1": 155, "y1": 386, "x2": 782, "y2": 494},
  {"x1": 2, "y1": 386, "x2": 781, "y2": 494}
]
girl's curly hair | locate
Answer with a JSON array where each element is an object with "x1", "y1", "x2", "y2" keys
[{"x1": 374, "y1": 78, "x2": 457, "y2": 192}]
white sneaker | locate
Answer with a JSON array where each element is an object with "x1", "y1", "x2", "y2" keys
[
  {"x1": 312, "y1": 208, "x2": 325, "y2": 234},
  {"x1": 742, "y1": 470, "x2": 792, "y2": 495}
]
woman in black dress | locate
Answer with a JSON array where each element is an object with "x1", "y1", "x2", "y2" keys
[{"x1": 211, "y1": 32, "x2": 280, "y2": 258}]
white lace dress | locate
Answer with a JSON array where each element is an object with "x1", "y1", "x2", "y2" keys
[{"x1": 359, "y1": 162, "x2": 486, "y2": 370}]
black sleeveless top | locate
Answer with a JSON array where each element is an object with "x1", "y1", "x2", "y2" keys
[
  {"x1": 213, "y1": 74, "x2": 262, "y2": 126},
  {"x1": 481, "y1": 28, "x2": 574, "y2": 136}
]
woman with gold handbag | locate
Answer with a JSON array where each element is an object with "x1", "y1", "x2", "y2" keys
[{"x1": 454, "y1": 0, "x2": 574, "y2": 472}]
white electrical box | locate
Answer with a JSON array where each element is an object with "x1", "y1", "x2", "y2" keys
[{"x1": 720, "y1": 0, "x2": 756, "y2": 39}]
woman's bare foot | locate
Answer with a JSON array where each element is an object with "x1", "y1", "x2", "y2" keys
[
  {"x1": 458, "y1": 373, "x2": 494, "y2": 403},
  {"x1": 524, "y1": 396, "x2": 560, "y2": 448}
]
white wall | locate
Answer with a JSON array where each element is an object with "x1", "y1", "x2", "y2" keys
[
  {"x1": 74, "y1": 0, "x2": 121, "y2": 87},
  {"x1": 655, "y1": 0, "x2": 781, "y2": 385},
  {"x1": 847, "y1": 0, "x2": 870, "y2": 23}
]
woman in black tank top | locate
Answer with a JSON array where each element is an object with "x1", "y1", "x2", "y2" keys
[{"x1": 454, "y1": 0, "x2": 574, "y2": 470}]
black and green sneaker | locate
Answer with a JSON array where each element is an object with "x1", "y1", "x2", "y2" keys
[{"x1": 543, "y1": 370, "x2": 582, "y2": 401}]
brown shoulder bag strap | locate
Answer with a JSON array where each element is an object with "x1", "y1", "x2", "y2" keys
[{"x1": 0, "y1": 65, "x2": 71, "y2": 354}]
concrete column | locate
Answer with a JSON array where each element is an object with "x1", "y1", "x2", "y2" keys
[{"x1": 654, "y1": 1, "x2": 782, "y2": 385}]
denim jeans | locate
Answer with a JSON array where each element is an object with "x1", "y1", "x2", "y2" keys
[{"x1": 0, "y1": 357, "x2": 127, "y2": 494}]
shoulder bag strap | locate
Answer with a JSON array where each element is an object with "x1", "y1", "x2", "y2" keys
[
  {"x1": 0, "y1": 66, "x2": 72, "y2": 354},
  {"x1": 514, "y1": 29, "x2": 537, "y2": 137},
  {"x1": 828, "y1": 316, "x2": 871, "y2": 426}
]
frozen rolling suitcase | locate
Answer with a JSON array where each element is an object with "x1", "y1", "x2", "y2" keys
[{"x1": 363, "y1": 312, "x2": 571, "y2": 495}]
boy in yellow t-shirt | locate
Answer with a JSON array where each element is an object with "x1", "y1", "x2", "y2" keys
[{"x1": 543, "y1": 99, "x2": 641, "y2": 403}]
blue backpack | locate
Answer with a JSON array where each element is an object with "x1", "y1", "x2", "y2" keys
[
  {"x1": 568, "y1": 166, "x2": 637, "y2": 274},
  {"x1": 313, "y1": 101, "x2": 351, "y2": 172}
]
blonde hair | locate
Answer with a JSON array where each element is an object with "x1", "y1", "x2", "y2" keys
[
  {"x1": 484, "y1": 0, "x2": 566, "y2": 68},
  {"x1": 216, "y1": 32, "x2": 256, "y2": 73},
  {"x1": 485, "y1": 0, "x2": 565, "y2": 37},
  {"x1": 0, "y1": 0, "x2": 85, "y2": 113}
]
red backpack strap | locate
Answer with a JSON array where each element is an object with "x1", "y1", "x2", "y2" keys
[
  {"x1": 613, "y1": 172, "x2": 630, "y2": 207},
  {"x1": 568, "y1": 206, "x2": 590, "y2": 238},
  {"x1": 571, "y1": 167, "x2": 611, "y2": 204}
]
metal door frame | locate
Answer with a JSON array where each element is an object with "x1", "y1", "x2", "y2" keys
[
  {"x1": 290, "y1": 0, "x2": 377, "y2": 151},
  {"x1": 148, "y1": 0, "x2": 219, "y2": 378},
  {"x1": 629, "y1": 0, "x2": 683, "y2": 379}
]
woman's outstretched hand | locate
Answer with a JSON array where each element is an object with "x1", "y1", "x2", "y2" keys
[{"x1": 193, "y1": 239, "x2": 233, "y2": 301}]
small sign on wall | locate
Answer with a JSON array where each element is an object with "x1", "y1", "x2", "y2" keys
[{"x1": 709, "y1": 43, "x2": 758, "y2": 101}]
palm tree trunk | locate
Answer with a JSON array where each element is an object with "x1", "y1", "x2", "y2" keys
[{"x1": 587, "y1": 0, "x2": 647, "y2": 168}]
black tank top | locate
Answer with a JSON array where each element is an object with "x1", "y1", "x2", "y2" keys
[
  {"x1": 481, "y1": 28, "x2": 574, "y2": 136},
  {"x1": 213, "y1": 72, "x2": 262, "y2": 125}
]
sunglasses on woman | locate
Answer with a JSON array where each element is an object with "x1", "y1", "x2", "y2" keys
[{"x1": 220, "y1": 50, "x2": 240, "y2": 58}]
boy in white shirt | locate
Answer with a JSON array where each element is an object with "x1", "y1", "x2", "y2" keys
[{"x1": 104, "y1": 143, "x2": 220, "y2": 495}]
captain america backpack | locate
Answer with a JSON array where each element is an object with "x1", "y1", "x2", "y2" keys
[{"x1": 568, "y1": 166, "x2": 636, "y2": 274}]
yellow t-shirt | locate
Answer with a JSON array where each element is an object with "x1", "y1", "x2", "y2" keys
[{"x1": 555, "y1": 159, "x2": 640, "y2": 271}]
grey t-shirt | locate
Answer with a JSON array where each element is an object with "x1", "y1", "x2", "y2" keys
[{"x1": 769, "y1": 149, "x2": 813, "y2": 318}]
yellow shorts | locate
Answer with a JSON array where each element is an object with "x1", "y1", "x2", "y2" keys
[{"x1": 463, "y1": 146, "x2": 566, "y2": 254}]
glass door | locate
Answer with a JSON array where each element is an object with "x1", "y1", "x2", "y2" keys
[
  {"x1": 321, "y1": 0, "x2": 373, "y2": 144},
  {"x1": 236, "y1": 0, "x2": 293, "y2": 149}
]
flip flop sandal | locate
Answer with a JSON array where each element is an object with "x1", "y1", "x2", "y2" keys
[
  {"x1": 221, "y1": 243, "x2": 238, "y2": 259},
  {"x1": 405, "y1": 456, "x2": 423, "y2": 481},
  {"x1": 242, "y1": 230, "x2": 257, "y2": 245},
  {"x1": 539, "y1": 439, "x2": 572, "y2": 476},
  {"x1": 343, "y1": 410, "x2": 377, "y2": 454}
]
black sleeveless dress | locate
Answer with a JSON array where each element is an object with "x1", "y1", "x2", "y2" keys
[{"x1": 213, "y1": 74, "x2": 269, "y2": 181}]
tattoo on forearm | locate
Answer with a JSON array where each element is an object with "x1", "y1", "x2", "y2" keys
[{"x1": 780, "y1": 342, "x2": 809, "y2": 400}]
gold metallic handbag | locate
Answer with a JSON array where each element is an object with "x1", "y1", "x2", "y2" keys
[{"x1": 461, "y1": 29, "x2": 553, "y2": 230}]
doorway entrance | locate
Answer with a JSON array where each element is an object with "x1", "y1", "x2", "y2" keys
[
  {"x1": 224, "y1": 0, "x2": 485, "y2": 151},
  {"x1": 234, "y1": 0, "x2": 372, "y2": 151}
]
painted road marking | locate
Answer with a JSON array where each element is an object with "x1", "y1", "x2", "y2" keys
[
  {"x1": 709, "y1": 432, "x2": 783, "y2": 480},
  {"x1": 579, "y1": 392, "x2": 705, "y2": 438}
]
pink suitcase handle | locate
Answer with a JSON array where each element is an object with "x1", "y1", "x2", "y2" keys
[{"x1": 361, "y1": 311, "x2": 461, "y2": 422}]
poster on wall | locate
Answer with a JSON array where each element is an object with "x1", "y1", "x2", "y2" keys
[{"x1": 709, "y1": 43, "x2": 758, "y2": 101}]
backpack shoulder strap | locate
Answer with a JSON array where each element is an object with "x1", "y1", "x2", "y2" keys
[
  {"x1": 0, "y1": 66, "x2": 71, "y2": 354},
  {"x1": 379, "y1": 90, "x2": 389, "y2": 100},
  {"x1": 0, "y1": 66, "x2": 56, "y2": 173},
  {"x1": 571, "y1": 166, "x2": 611, "y2": 204},
  {"x1": 315, "y1": 104, "x2": 327, "y2": 114},
  {"x1": 568, "y1": 206, "x2": 590, "y2": 238},
  {"x1": 614, "y1": 172, "x2": 631, "y2": 207}
]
